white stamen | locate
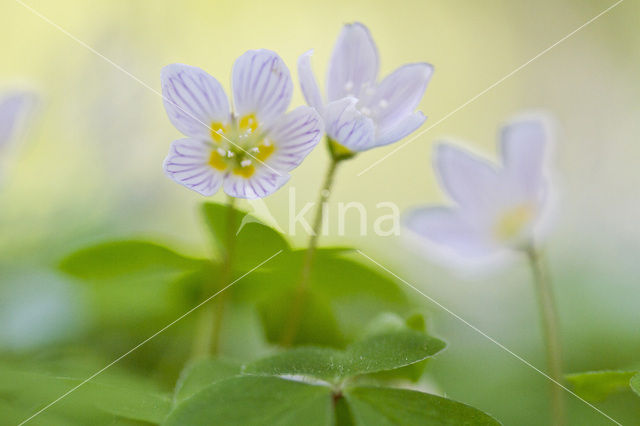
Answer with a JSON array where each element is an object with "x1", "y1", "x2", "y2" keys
[
  {"x1": 241, "y1": 159, "x2": 252, "y2": 167},
  {"x1": 217, "y1": 148, "x2": 226, "y2": 156},
  {"x1": 227, "y1": 151, "x2": 235, "y2": 158},
  {"x1": 344, "y1": 81, "x2": 354, "y2": 92},
  {"x1": 361, "y1": 107, "x2": 371, "y2": 116},
  {"x1": 263, "y1": 139, "x2": 272, "y2": 147},
  {"x1": 379, "y1": 99, "x2": 388, "y2": 108},
  {"x1": 251, "y1": 147, "x2": 260, "y2": 153}
]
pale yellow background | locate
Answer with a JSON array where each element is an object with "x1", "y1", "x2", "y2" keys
[{"x1": 1, "y1": 1, "x2": 639, "y2": 423}]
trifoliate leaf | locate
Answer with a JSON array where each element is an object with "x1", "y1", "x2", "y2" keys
[{"x1": 244, "y1": 329, "x2": 445, "y2": 382}]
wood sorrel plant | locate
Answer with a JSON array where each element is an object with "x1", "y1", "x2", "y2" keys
[
  {"x1": 38, "y1": 26, "x2": 502, "y2": 426},
  {"x1": 404, "y1": 116, "x2": 565, "y2": 425},
  {"x1": 160, "y1": 50, "x2": 323, "y2": 356},
  {"x1": 281, "y1": 22, "x2": 434, "y2": 345}
]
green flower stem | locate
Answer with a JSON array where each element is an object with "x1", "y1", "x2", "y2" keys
[
  {"x1": 526, "y1": 245, "x2": 566, "y2": 426},
  {"x1": 280, "y1": 156, "x2": 341, "y2": 346},
  {"x1": 191, "y1": 196, "x2": 237, "y2": 359}
]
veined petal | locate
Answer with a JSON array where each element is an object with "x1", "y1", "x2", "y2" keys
[
  {"x1": 404, "y1": 206, "x2": 494, "y2": 258},
  {"x1": 232, "y1": 49, "x2": 293, "y2": 127},
  {"x1": 324, "y1": 98, "x2": 375, "y2": 152},
  {"x1": 0, "y1": 91, "x2": 37, "y2": 150},
  {"x1": 365, "y1": 63, "x2": 432, "y2": 132},
  {"x1": 161, "y1": 64, "x2": 230, "y2": 140},
  {"x1": 326, "y1": 22, "x2": 379, "y2": 101},
  {"x1": 435, "y1": 143, "x2": 502, "y2": 212},
  {"x1": 266, "y1": 106, "x2": 323, "y2": 172},
  {"x1": 499, "y1": 117, "x2": 548, "y2": 197},
  {"x1": 163, "y1": 138, "x2": 223, "y2": 196},
  {"x1": 373, "y1": 111, "x2": 426, "y2": 147},
  {"x1": 297, "y1": 50, "x2": 324, "y2": 113},
  {"x1": 223, "y1": 168, "x2": 290, "y2": 199}
]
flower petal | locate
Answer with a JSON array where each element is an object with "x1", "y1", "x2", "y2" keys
[
  {"x1": 232, "y1": 49, "x2": 293, "y2": 127},
  {"x1": 163, "y1": 138, "x2": 223, "y2": 196},
  {"x1": 324, "y1": 98, "x2": 375, "y2": 152},
  {"x1": 404, "y1": 206, "x2": 494, "y2": 258},
  {"x1": 326, "y1": 22, "x2": 379, "y2": 102},
  {"x1": 373, "y1": 111, "x2": 426, "y2": 147},
  {"x1": 499, "y1": 117, "x2": 548, "y2": 197},
  {"x1": 435, "y1": 143, "x2": 502, "y2": 213},
  {"x1": 161, "y1": 64, "x2": 230, "y2": 140},
  {"x1": 0, "y1": 91, "x2": 37, "y2": 150},
  {"x1": 223, "y1": 168, "x2": 290, "y2": 199},
  {"x1": 297, "y1": 50, "x2": 324, "y2": 113},
  {"x1": 266, "y1": 106, "x2": 323, "y2": 172},
  {"x1": 364, "y1": 63, "x2": 432, "y2": 132}
]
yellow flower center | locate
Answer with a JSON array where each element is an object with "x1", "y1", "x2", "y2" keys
[
  {"x1": 493, "y1": 204, "x2": 534, "y2": 242},
  {"x1": 207, "y1": 114, "x2": 276, "y2": 178}
]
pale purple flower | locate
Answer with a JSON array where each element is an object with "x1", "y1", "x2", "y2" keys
[
  {"x1": 298, "y1": 22, "x2": 433, "y2": 153},
  {"x1": 0, "y1": 91, "x2": 37, "y2": 152},
  {"x1": 161, "y1": 50, "x2": 323, "y2": 199},
  {"x1": 405, "y1": 117, "x2": 552, "y2": 261}
]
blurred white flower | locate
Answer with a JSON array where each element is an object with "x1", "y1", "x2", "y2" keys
[
  {"x1": 162, "y1": 50, "x2": 323, "y2": 199},
  {"x1": 0, "y1": 90, "x2": 37, "y2": 153},
  {"x1": 404, "y1": 116, "x2": 552, "y2": 261},
  {"x1": 298, "y1": 22, "x2": 433, "y2": 153}
]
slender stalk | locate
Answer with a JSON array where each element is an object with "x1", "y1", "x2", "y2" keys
[
  {"x1": 525, "y1": 245, "x2": 565, "y2": 426},
  {"x1": 191, "y1": 196, "x2": 237, "y2": 359},
  {"x1": 280, "y1": 157, "x2": 340, "y2": 345}
]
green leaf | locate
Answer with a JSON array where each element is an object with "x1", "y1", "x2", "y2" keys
[
  {"x1": 245, "y1": 330, "x2": 445, "y2": 382},
  {"x1": 566, "y1": 370, "x2": 638, "y2": 402},
  {"x1": 201, "y1": 202, "x2": 289, "y2": 270},
  {"x1": 59, "y1": 240, "x2": 206, "y2": 281},
  {"x1": 345, "y1": 386, "x2": 501, "y2": 425},
  {"x1": 0, "y1": 366, "x2": 171, "y2": 424},
  {"x1": 631, "y1": 373, "x2": 640, "y2": 397},
  {"x1": 361, "y1": 313, "x2": 430, "y2": 383},
  {"x1": 257, "y1": 287, "x2": 346, "y2": 347},
  {"x1": 242, "y1": 249, "x2": 409, "y2": 347},
  {"x1": 95, "y1": 384, "x2": 172, "y2": 424},
  {"x1": 173, "y1": 358, "x2": 242, "y2": 403},
  {"x1": 164, "y1": 376, "x2": 333, "y2": 426}
]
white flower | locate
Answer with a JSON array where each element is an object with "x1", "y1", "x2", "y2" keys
[
  {"x1": 161, "y1": 50, "x2": 323, "y2": 199},
  {"x1": 0, "y1": 90, "x2": 37, "y2": 152},
  {"x1": 298, "y1": 22, "x2": 433, "y2": 153},
  {"x1": 404, "y1": 117, "x2": 552, "y2": 261}
]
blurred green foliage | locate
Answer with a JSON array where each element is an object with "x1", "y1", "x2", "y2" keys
[{"x1": 0, "y1": 202, "x2": 501, "y2": 424}]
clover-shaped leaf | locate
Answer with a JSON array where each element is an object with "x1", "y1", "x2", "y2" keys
[
  {"x1": 59, "y1": 240, "x2": 207, "y2": 281},
  {"x1": 244, "y1": 329, "x2": 446, "y2": 382},
  {"x1": 165, "y1": 376, "x2": 500, "y2": 426}
]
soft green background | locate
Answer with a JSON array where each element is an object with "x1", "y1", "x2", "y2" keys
[{"x1": 1, "y1": 0, "x2": 639, "y2": 424}]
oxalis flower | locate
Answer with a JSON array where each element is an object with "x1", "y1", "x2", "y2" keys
[
  {"x1": 298, "y1": 22, "x2": 433, "y2": 156},
  {"x1": 404, "y1": 116, "x2": 552, "y2": 262},
  {"x1": 162, "y1": 50, "x2": 323, "y2": 199}
]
